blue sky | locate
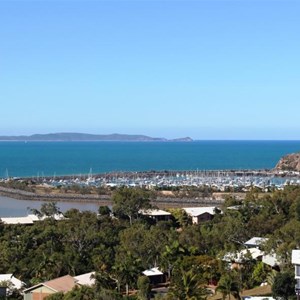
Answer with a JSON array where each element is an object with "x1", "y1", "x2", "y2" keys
[{"x1": 0, "y1": 0, "x2": 299, "y2": 140}]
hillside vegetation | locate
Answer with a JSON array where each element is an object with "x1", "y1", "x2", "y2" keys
[{"x1": 1, "y1": 186, "x2": 300, "y2": 299}]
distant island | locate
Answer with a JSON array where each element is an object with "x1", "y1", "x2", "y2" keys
[{"x1": 0, "y1": 133, "x2": 193, "y2": 142}]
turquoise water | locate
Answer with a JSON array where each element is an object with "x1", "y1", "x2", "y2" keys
[{"x1": 0, "y1": 141, "x2": 300, "y2": 178}]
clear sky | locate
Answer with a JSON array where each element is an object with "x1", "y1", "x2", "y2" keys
[{"x1": 0, "y1": 0, "x2": 299, "y2": 140}]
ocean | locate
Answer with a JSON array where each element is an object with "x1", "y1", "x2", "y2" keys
[{"x1": 0, "y1": 140, "x2": 300, "y2": 178}]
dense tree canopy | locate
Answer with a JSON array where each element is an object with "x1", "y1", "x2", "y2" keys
[{"x1": 1, "y1": 186, "x2": 300, "y2": 299}]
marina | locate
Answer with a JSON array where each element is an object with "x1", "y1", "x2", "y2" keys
[
  {"x1": 1, "y1": 168, "x2": 300, "y2": 217},
  {"x1": 4, "y1": 169, "x2": 300, "y2": 191},
  {"x1": 50, "y1": 171, "x2": 300, "y2": 191}
]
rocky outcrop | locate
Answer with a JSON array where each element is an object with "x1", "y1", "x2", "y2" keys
[{"x1": 275, "y1": 152, "x2": 300, "y2": 172}]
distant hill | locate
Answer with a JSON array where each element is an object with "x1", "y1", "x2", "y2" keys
[{"x1": 0, "y1": 133, "x2": 193, "y2": 142}]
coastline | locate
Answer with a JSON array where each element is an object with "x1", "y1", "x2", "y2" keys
[
  {"x1": 1, "y1": 168, "x2": 299, "y2": 209},
  {"x1": 0, "y1": 166, "x2": 299, "y2": 216},
  {"x1": 0, "y1": 186, "x2": 111, "y2": 204},
  {"x1": 0, "y1": 185, "x2": 224, "y2": 208}
]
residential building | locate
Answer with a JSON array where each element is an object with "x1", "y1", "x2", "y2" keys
[
  {"x1": 139, "y1": 209, "x2": 172, "y2": 222},
  {"x1": 23, "y1": 275, "x2": 76, "y2": 300},
  {"x1": 182, "y1": 206, "x2": 218, "y2": 224},
  {"x1": 142, "y1": 267, "x2": 165, "y2": 285}
]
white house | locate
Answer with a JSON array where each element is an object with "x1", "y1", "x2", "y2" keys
[
  {"x1": 139, "y1": 209, "x2": 172, "y2": 222},
  {"x1": 244, "y1": 237, "x2": 268, "y2": 248},
  {"x1": 292, "y1": 250, "x2": 300, "y2": 280},
  {"x1": 224, "y1": 246, "x2": 280, "y2": 270},
  {"x1": 182, "y1": 206, "x2": 218, "y2": 224},
  {"x1": 1, "y1": 216, "x2": 34, "y2": 225},
  {"x1": 243, "y1": 297, "x2": 275, "y2": 300},
  {"x1": 74, "y1": 272, "x2": 95, "y2": 287},
  {"x1": 142, "y1": 267, "x2": 165, "y2": 285},
  {"x1": 223, "y1": 248, "x2": 264, "y2": 265},
  {"x1": 1, "y1": 213, "x2": 65, "y2": 225},
  {"x1": 262, "y1": 253, "x2": 279, "y2": 268},
  {"x1": 0, "y1": 274, "x2": 24, "y2": 296}
]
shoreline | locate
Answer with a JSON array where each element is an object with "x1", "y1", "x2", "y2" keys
[
  {"x1": 1, "y1": 168, "x2": 299, "y2": 208},
  {"x1": 0, "y1": 186, "x2": 111, "y2": 203}
]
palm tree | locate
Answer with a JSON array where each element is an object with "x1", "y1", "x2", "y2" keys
[
  {"x1": 168, "y1": 267, "x2": 208, "y2": 300},
  {"x1": 161, "y1": 240, "x2": 186, "y2": 280},
  {"x1": 113, "y1": 254, "x2": 142, "y2": 295},
  {"x1": 216, "y1": 272, "x2": 241, "y2": 300}
]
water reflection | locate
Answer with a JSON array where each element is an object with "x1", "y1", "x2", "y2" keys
[{"x1": 0, "y1": 196, "x2": 100, "y2": 217}]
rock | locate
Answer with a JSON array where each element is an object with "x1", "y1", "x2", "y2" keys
[{"x1": 275, "y1": 153, "x2": 300, "y2": 172}]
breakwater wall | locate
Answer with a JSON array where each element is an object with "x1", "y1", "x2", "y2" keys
[
  {"x1": 0, "y1": 186, "x2": 223, "y2": 208},
  {"x1": 0, "y1": 186, "x2": 111, "y2": 203}
]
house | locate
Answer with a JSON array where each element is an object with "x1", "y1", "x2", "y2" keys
[
  {"x1": 1, "y1": 216, "x2": 35, "y2": 225},
  {"x1": 182, "y1": 206, "x2": 218, "y2": 224},
  {"x1": 1, "y1": 213, "x2": 65, "y2": 225},
  {"x1": 243, "y1": 296, "x2": 275, "y2": 300},
  {"x1": 74, "y1": 272, "x2": 95, "y2": 287},
  {"x1": 23, "y1": 272, "x2": 96, "y2": 300},
  {"x1": 23, "y1": 275, "x2": 76, "y2": 300},
  {"x1": 223, "y1": 248, "x2": 264, "y2": 266},
  {"x1": 139, "y1": 209, "x2": 172, "y2": 222},
  {"x1": 262, "y1": 252, "x2": 279, "y2": 268},
  {"x1": 292, "y1": 250, "x2": 300, "y2": 276},
  {"x1": 244, "y1": 237, "x2": 280, "y2": 268},
  {"x1": 142, "y1": 267, "x2": 165, "y2": 285},
  {"x1": 0, "y1": 274, "x2": 24, "y2": 296},
  {"x1": 292, "y1": 249, "x2": 300, "y2": 291},
  {"x1": 224, "y1": 246, "x2": 280, "y2": 271},
  {"x1": 244, "y1": 237, "x2": 268, "y2": 248}
]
